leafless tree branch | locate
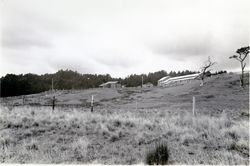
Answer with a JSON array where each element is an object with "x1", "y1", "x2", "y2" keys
[{"x1": 200, "y1": 56, "x2": 216, "y2": 86}]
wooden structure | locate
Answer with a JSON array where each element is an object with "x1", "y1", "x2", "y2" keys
[{"x1": 99, "y1": 81, "x2": 121, "y2": 88}]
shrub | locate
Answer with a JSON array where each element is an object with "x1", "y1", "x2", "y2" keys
[
  {"x1": 144, "y1": 123, "x2": 155, "y2": 131},
  {"x1": 32, "y1": 122, "x2": 39, "y2": 127},
  {"x1": 106, "y1": 124, "x2": 116, "y2": 132},
  {"x1": 124, "y1": 121, "x2": 135, "y2": 128},
  {"x1": 109, "y1": 134, "x2": 120, "y2": 142},
  {"x1": 241, "y1": 112, "x2": 249, "y2": 117},
  {"x1": 26, "y1": 143, "x2": 39, "y2": 151},
  {"x1": 31, "y1": 111, "x2": 35, "y2": 116},
  {"x1": 204, "y1": 95, "x2": 214, "y2": 99},
  {"x1": 145, "y1": 143, "x2": 169, "y2": 165},
  {"x1": 0, "y1": 137, "x2": 12, "y2": 150},
  {"x1": 228, "y1": 142, "x2": 249, "y2": 156},
  {"x1": 113, "y1": 120, "x2": 121, "y2": 127}
]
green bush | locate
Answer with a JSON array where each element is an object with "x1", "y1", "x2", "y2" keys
[{"x1": 146, "y1": 143, "x2": 169, "y2": 165}]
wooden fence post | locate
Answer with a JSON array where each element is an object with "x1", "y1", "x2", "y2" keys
[
  {"x1": 192, "y1": 96, "x2": 196, "y2": 116},
  {"x1": 52, "y1": 96, "x2": 55, "y2": 111},
  {"x1": 91, "y1": 95, "x2": 94, "y2": 112}
]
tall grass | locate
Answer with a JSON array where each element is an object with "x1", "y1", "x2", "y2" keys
[
  {"x1": 146, "y1": 143, "x2": 169, "y2": 165},
  {"x1": 0, "y1": 105, "x2": 249, "y2": 164}
]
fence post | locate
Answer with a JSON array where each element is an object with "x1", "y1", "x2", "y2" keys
[
  {"x1": 192, "y1": 96, "x2": 196, "y2": 116},
  {"x1": 52, "y1": 96, "x2": 55, "y2": 111},
  {"x1": 91, "y1": 95, "x2": 94, "y2": 112}
]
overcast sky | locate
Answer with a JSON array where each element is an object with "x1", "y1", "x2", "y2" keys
[{"x1": 0, "y1": 0, "x2": 249, "y2": 78}]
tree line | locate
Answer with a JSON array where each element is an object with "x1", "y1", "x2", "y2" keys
[
  {"x1": 1, "y1": 46, "x2": 247, "y2": 97},
  {"x1": 0, "y1": 69, "x2": 198, "y2": 97}
]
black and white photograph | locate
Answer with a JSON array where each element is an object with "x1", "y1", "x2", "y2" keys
[{"x1": 0, "y1": 0, "x2": 249, "y2": 165}]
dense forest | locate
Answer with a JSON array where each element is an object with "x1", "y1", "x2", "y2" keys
[{"x1": 0, "y1": 69, "x2": 227, "y2": 97}]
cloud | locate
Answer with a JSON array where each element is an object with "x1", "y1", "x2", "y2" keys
[
  {"x1": 1, "y1": 3, "x2": 70, "y2": 50},
  {"x1": 0, "y1": 0, "x2": 249, "y2": 78},
  {"x1": 2, "y1": 26, "x2": 52, "y2": 49},
  {"x1": 151, "y1": 33, "x2": 214, "y2": 61}
]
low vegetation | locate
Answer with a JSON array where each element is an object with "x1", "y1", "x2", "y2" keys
[
  {"x1": 146, "y1": 143, "x2": 169, "y2": 165},
  {"x1": 0, "y1": 105, "x2": 248, "y2": 164}
]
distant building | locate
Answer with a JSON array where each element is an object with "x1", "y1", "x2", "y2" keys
[
  {"x1": 142, "y1": 82, "x2": 154, "y2": 88},
  {"x1": 99, "y1": 81, "x2": 121, "y2": 88},
  {"x1": 158, "y1": 73, "x2": 200, "y2": 87},
  {"x1": 157, "y1": 76, "x2": 170, "y2": 87}
]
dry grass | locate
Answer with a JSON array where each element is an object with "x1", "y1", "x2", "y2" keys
[{"x1": 0, "y1": 105, "x2": 249, "y2": 164}]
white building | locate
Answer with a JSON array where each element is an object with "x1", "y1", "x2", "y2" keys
[
  {"x1": 157, "y1": 76, "x2": 170, "y2": 87},
  {"x1": 158, "y1": 73, "x2": 200, "y2": 87}
]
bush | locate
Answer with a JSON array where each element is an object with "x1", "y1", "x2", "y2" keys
[
  {"x1": 124, "y1": 121, "x2": 135, "y2": 128},
  {"x1": 31, "y1": 111, "x2": 35, "y2": 116},
  {"x1": 145, "y1": 143, "x2": 169, "y2": 165},
  {"x1": 241, "y1": 112, "x2": 249, "y2": 117},
  {"x1": 109, "y1": 134, "x2": 120, "y2": 142},
  {"x1": 113, "y1": 120, "x2": 121, "y2": 127}
]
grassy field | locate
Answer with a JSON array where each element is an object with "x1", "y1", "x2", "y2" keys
[{"x1": 0, "y1": 73, "x2": 249, "y2": 164}]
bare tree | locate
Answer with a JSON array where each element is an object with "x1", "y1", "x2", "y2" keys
[
  {"x1": 229, "y1": 46, "x2": 249, "y2": 87},
  {"x1": 200, "y1": 56, "x2": 216, "y2": 86}
]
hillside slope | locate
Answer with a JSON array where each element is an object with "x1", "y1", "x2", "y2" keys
[
  {"x1": 0, "y1": 73, "x2": 249, "y2": 164},
  {"x1": 1, "y1": 73, "x2": 248, "y2": 117}
]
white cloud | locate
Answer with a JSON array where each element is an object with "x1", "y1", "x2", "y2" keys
[{"x1": 0, "y1": 0, "x2": 249, "y2": 78}]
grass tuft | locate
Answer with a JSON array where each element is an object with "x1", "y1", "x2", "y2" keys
[
  {"x1": 145, "y1": 143, "x2": 169, "y2": 165},
  {"x1": 109, "y1": 134, "x2": 120, "y2": 142},
  {"x1": 241, "y1": 111, "x2": 249, "y2": 117}
]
